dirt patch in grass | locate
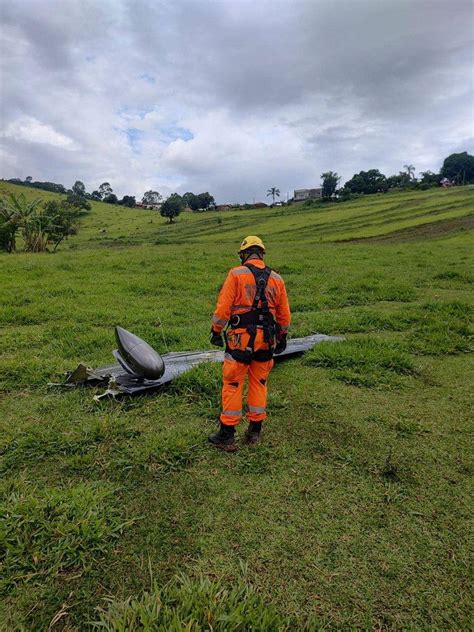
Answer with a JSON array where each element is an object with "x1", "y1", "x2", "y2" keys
[{"x1": 343, "y1": 214, "x2": 474, "y2": 244}]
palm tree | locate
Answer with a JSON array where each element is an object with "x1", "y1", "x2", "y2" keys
[
  {"x1": 266, "y1": 187, "x2": 280, "y2": 205},
  {"x1": 403, "y1": 164, "x2": 416, "y2": 180}
]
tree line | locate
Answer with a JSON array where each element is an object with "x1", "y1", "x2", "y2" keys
[
  {"x1": 4, "y1": 177, "x2": 217, "y2": 223},
  {"x1": 5, "y1": 178, "x2": 140, "y2": 208},
  {"x1": 318, "y1": 152, "x2": 474, "y2": 201},
  {"x1": 3, "y1": 150, "x2": 471, "y2": 231}
]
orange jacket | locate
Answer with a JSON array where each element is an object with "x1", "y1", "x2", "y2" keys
[{"x1": 212, "y1": 259, "x2": 291, "y2": 334}]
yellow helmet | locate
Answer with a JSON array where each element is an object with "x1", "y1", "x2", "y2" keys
[{"x1": 239, "y1": 235, "x2": 266, "y2": 253}]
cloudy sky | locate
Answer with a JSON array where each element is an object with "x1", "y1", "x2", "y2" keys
[{"x1": 1, "y1": 0, "x2": 473, "y2": 203}]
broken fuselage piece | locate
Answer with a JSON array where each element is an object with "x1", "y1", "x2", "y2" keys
[{"x1": 52, "y1": 326, "x2": 343, "y2": 400}]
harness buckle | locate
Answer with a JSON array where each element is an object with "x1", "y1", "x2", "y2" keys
[{"x1": 230, "y1": 314, "x2": 241, "y2": 327}]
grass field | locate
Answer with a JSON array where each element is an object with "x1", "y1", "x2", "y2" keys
[{"x1": 1, "y1": 182, "x2": 473, "y2": 629}]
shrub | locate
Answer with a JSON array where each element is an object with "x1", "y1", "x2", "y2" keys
[{"x1": 0, "y1": 193, "x2": 82, "y2": 252}]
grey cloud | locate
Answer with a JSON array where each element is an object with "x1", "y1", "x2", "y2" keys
[{"x1": 0, "y1": 0, "x2": 472, "y2": 202}]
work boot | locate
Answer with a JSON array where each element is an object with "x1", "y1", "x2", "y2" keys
[
  {"x1": 208, "y1": 422, "x2": 238, "y2": 452},
  {"x1": 244, "y1": 421, "x2": 262, "y2": 445}
]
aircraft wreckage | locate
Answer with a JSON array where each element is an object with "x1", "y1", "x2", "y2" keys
[{"x1": 50, "y1": 326, "x2": 343, "y2": 400}]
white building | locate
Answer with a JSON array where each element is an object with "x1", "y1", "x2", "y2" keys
[{"x1": 293, "y1": 188, "x2": 322, "y2": 202}]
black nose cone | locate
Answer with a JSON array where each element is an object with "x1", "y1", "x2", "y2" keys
[{"x1": 115, "y1": 326, "x2": 165, "y2": 380}]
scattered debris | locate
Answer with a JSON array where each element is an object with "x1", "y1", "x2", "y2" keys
[{"x1": 49, "y1": 327, "x2": 344, "y2": 400}]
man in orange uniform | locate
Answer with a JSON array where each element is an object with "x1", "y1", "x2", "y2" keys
[{"x1": 209, "y1": 236, "x2": 291, "y2": 450}]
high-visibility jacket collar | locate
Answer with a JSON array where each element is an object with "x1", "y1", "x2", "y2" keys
[{"x1": 243, "y1": 258, "x2": 265, "y2": 268}]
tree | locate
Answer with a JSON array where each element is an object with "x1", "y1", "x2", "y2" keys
[
  {"x1": 25, "y1": 176, "x2": 32, "y2": 184},
  {"x1": 337, "y1": 187, "x2": 355, "y2": 201},
  {"x1": 41, "y1": 200, "x2": 81, "y2": 251},
  {"x1": 344, "y1": 169, "x2": 387, "y2": 194},
  {"x1": 182, "y1": 192, "x2": 196, "y2": 208},
  {"x1": 266, "y1": 187, "x2": 280, "y2": 204},
  {"x1": 441, "y1": 152, "x2": 474, "y2": 184},
  {"x1": 387, "y1": 170, "x2": 416, "y2": 188},
  {"x1": 120, "y1": 195, "x2": 136, "y2": 207},
  {"x1": 188, "y1": 192, "x2": 215, "y2": 211},
  {"x1": 66, "y1": 193, "x2": 91, "y2": 210},
  {"x1": 98, "y1": 182, "x2": 113, "y2": 199},
  {"x1": 142, "y1": 190, "x2": 162, "y2": 205},
  {"x1": 197, "y1": 192, "x2": 215, "y2": 211},
  {"x1": 160, "y1": 193, "x2": 183, "y2": 223},
  {"x1": 419, "y1": 171, "x2": 440, "y2": 185},
  {"x1": 403, "y1": 164, "x2": 416, "y2": 181},
  {"x1": 321, "y1": 171, "x2": 340, "y2": 199},
  {"x1": 103, "y1": 193, "x2": 118, "y2": 204},
  {"x1": 91, "y1": 190, "x2": 101, "y2": 200},
  {"x1": 72, "y1": 180, "x2": 86, "y2": 197}
]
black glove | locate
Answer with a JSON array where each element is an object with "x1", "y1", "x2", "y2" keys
[
  {"x1": 210, "y1": 328, "x2": 224, "y2": 347},
  {"x1": 274, "y1": 334, "x2": 287, "y2": 355}
]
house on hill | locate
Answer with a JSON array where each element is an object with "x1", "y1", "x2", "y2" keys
[
  {"x1": 293, "y1": 188, "x2": 322, "y2": 202},
  {"x1": 440, "y1": 178, "x2": 453, "y2": 188},
  {"x1": 135, "y1": 202, "x2": 162, "y2": 210}
]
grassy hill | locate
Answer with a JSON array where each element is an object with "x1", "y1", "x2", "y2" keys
[{"x1": 0, "y1": 182, "x2": 473, "y2": 629}]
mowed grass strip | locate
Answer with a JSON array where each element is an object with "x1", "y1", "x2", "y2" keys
[{"x1": 0, "y1": 183, "x2": 472, "y2": 628}]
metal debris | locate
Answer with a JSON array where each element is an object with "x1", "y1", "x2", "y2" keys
[{"x1": 50, "y1": 329, "x2": 343, "y2": 400}]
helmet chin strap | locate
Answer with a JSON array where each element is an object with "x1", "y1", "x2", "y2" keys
[{"x1": 239, "y1": 250, "x2": 263, "y2": 264}]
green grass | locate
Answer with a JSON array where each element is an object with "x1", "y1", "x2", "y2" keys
[
  {"x1": 93, "y1": 571, "x2": 295, "y2": 631},
  {"x1": 0, "y1": 183, "x2": 473, "y2": 629},
  {"x1": 303, "y1": 337, "x2": 417, "y2": 388}
]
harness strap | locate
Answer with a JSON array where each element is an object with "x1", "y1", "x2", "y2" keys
[
  {"x1": 224, "y1": 263, "x2": 275, "y2": 363},
  {"x1": 245, "y1": 264, "x2": 275, "y2": 345}
]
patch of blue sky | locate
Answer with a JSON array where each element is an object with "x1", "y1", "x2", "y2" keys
[
  {"x1": 124, "y1": 127, "x2": 143, "y2": 153},
  {"x1": 117, "y1": 107, "x2": 153, "y2": 121},
  {"x1": 161, "y1": 125, "x2": 194, "y2": 142}
]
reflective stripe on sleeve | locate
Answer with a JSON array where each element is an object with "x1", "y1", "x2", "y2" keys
[
  {"x1": 270, "y1": 271, "x2": 283, "y2": 281},
  {"x1": 212, "y1": 314, "x2": 227, "y2": 326}
]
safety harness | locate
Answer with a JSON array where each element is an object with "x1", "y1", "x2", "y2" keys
[{"x1": 224, "y1": 263, "x2": 276, "y2": 364}]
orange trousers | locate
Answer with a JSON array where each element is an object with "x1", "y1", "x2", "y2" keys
[{"x1": 220, "y1": 329, "x2": 274, "y2": 426}]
